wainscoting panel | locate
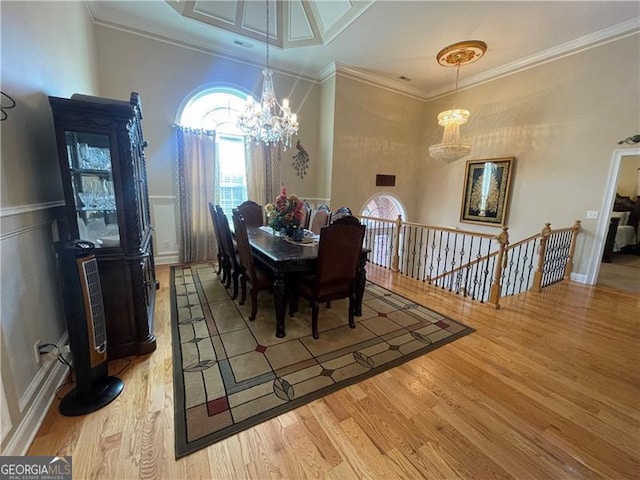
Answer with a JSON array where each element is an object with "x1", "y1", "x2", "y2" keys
[
  {"x1": 0, "y1": 204, "x2": 68, "y2": 454},
  {"x1": 150, "y1": 196, "x2": 179, "y2": 265}
]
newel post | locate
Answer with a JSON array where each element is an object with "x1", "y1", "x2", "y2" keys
[
  {"x1": 563, "y1": 220, "x2": 582, "y2": 279},
  {"x1": 532, "y1": 223, "x2": 552, "y2": 292},
  {"x1": 488, "y1": 226, "x2": 509, "y2": 309},
  {"x1": 391, "y1": 214, "x2": 403, "y2": 272}
]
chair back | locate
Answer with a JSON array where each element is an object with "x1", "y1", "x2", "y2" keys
[
  {"x1": 300, "y1": 200, "x2": 312, "y2": 229},
  {"x1": 231, "y1": 211, "x2": 256, "y2": 280},
  {"x1": 309, "y1": 204, "x2": 331, "y2": 234},
  {"x1": 330, "y1": 206, "x2": 352, "y2": 223},
  {"x1": 314, "y1": 216, "x2": 365, "y2": 296},
  {"x1": 237, "y1": 200, "x2": 264, "y2": 227},
  {"x1": 208, "y1": 202, "x2": 222, "y2": 249},
  {"x1": 215, "y1": 206, "x2": 237, "y2": 264}
]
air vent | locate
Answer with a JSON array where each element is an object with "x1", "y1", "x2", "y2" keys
[
  {"x1": 233, "y1": 39, "x2": 253, "y2": 49},
  {"x1": 398, "y1": 76, "x2": 411, "y2": 82}
]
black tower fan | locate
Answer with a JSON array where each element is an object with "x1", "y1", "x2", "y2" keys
[{"x1": 54, "y1": 240, "x2": 123, "y2": 416}]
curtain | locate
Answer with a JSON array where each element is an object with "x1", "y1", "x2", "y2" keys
[
  {"x1": 245, "y1": 141, "x2": 281, "y2": 205},
  {"x1": 176, "y1": 126, "x2": 217, "y2": 263}
]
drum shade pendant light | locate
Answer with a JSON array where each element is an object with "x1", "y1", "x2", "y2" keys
[
  {"x1": 429, "y1": 41, "x2": 487, "y2": 163},
  {"x1": 237, "y1": 0, "x2": 299, "y2": 149}
]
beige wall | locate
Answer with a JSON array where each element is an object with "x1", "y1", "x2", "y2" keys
[
  {"x1": 416, "y1": 34, "x2": 640, "y2": 275},
  {"x1": 0, "y1": 1, "x2": 98, "y2": 453},
  {"x1": 617, "y1": 155, "x2": 640, "y2": 198},
  {"x1": 331, "y1": 75, "x2": 427, "y2": 219}
]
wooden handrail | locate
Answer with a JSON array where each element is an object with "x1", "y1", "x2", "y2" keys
[
  {"x1": 429, "y1": 248, "x2": 500, "y2": 282},
  {"x1": 357, "y1": 214, "x2": 580, "y2": 302}
]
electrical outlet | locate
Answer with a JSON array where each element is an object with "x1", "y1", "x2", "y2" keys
[{"x1": 33, "y1": 340, "x2": 41, "y2": 365}]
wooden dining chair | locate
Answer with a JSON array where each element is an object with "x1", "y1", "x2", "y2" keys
[
  {"x1": 309, "y1": 204, "x2": 331, "y2": 234},
  {"x1": 215, "y1": 206, "x2": 242, "y2": 299},
  {"x1": 208, "y1": 202, "x2": 226, "y2": 280},
  {"x1": 236, "y1": 200, "x2": 264, "y2": 227},
  {"x1": 231, "y1": 210, "x2": 274, "y2": 321},
  {"x1": 291, "y1": 215, "x2": 365, "y2": 339}
]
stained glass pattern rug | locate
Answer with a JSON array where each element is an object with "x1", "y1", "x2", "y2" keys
[{"x1": 171, "y1": 263, "x2": 474, "y2": 458}]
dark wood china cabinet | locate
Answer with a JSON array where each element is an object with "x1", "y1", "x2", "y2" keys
[{"x1": 49, "y1": 92, "x2": 157, "y2": 358}]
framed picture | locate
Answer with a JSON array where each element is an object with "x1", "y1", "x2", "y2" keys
[{"x1": 460, "y1": 157, "x2": 514, "y2": 226}]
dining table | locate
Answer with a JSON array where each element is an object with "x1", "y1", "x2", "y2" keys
[{"x1": 246, "y1": 226, "x2": 369, "y2": 338}]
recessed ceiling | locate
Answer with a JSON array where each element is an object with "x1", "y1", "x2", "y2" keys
[
  {"x1": 165, "y1": 0, "x2": 374, "y2": 48},
  {"x1": 90, "y1": 1, "x2": 640, "y2": 99}
]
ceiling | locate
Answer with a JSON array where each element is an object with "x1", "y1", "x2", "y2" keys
[{"x1": 89, "y1": 1, "x2": 640, "y2": 99}]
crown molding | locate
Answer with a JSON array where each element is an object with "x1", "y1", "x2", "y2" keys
[
  {"x1": 428, "y1": 16, "x2": 640, "y2": 100},
  {"x1": 92, "y1": 19, "x2": 319, "y2": 85},
  {"x1": 83, "y1": 0, "x2": 96, "y2": 21},
  {"x1": 319, "y1": 62, "x2": 429, "y2": 101},
  {"x1": 93, "y1": 15, "x2": 638, "y2": 102},
  {"x1": 321, "y1": 18, "x2": 640, "y2": 103}
]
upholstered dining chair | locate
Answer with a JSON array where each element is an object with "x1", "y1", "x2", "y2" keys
[
  {"x1": 231, "y1": 210, "x2": 274, "y2": 321},
  {"x1": 208, "y1": 202, "x2": 225, "y2": 280},
  {"x1": 309, "y1": 204, "x2": 331, "y2": 234},
  {"x1": 330, "y1": 206, "x2": 352, "y2": 223},
  {"x1": 236, "y1": 200, "x2": 264, "y2": 227},
  {"x1": 290, "y1": 215, "x2": 365, "y2": 339},
  {"x1": 215, "y1": 205, "x2": 242, "y2": 299},
  {"x1": 300, "y1": 200, "x2": 312, "y2": 230}
]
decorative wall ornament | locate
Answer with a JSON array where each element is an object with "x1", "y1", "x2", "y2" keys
[
  {"x1": 617, "y1": 134, "x2": 640, "y2": 145},
  {"x1": 460, "y1": 157, "x2": 514, "y2": 226},
  {"x1": 1, "y1": 91, "x2": 16, "y2": 121},
  {"x1": 292, "y1": 140, "x2": 309, "y2": 178}
]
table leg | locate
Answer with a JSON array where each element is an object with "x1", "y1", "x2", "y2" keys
[
  {"x1": 354, "y1": 255, "x2": 367, "y2": 316},
  {"x1": 274, "y1": 275, "x2": 287, "y2": 337}
]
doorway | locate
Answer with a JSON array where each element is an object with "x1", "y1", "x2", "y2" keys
[{"x1": 589, "y1": 147, "x2": 640, "y2": 291}]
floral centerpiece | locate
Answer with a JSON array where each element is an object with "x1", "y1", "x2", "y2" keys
[{"x1": 265, "y1": 187, "x2": 304, "y2": 237}]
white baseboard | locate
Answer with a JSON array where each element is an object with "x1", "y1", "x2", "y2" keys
[
  {"x1": 19, "y1": 333, "x2": 69, "y2": 412},
  {"x1": 570, "y1": 272, "x2": 588, "y2": 284},
  {"x1": 155, "y1": 252, "x2": 180, "y2": 265},
  {"x1": 2, "y1": 360, "x2": 69, "y2": 455}
]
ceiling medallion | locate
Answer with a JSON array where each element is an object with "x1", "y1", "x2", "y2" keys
[{"x1": 436, "y1": 40, "x2": 488, "y2": 67}]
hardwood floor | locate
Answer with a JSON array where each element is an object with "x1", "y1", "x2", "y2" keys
[{"x1": 28, "y1": 264, "x2": 640, "y2": 479}]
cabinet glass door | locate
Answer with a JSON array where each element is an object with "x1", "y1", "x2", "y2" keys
[{"x1": 65, "y1": 131, "x2": 120, "y2": 248}]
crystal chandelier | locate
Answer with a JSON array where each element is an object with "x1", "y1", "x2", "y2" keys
[
  {"x1": 237, "y1": 0, "x2": 299, "y2": 149},
  {"x1": 429, "y1": 41, "x2": 487, "y2": 163}
]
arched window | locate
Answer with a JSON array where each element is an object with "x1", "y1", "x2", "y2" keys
[
  {"x1": 178, "y1": 89, "x2": 248, "y2": 217},
  {"x1": 359, "y1": 194, "x2": 406, "y2": 268},
  {"x1": 361, "y1": 194, "x2": 406, "y2": 221}
]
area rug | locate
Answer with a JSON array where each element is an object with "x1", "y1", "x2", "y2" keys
[{"x1": 171, "y1": 263, "x2": 474, "y2": 458}]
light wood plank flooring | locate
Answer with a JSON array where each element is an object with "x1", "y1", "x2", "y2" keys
[{"x1": 28, "y1": 264, "x2": 640, "y2": 479}]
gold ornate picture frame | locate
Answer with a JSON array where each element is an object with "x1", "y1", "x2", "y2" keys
[{"x1": 460, "y1": 157, "x2": 514, "y2": 226}]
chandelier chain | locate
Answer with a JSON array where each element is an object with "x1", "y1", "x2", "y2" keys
[{"x1": 265, "y1": 0, "x2": 269, "y2": 70}]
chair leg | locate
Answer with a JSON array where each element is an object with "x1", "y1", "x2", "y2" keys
[
  {"x1": 326, "y1": 300, "x2": 331, "y2": 309},
  {"x1": 249, "y1": 288, "x2": 258, "y2": 321},
  {"x1": 231, "y1": 268, "x2": 240, "y2": 299},
  {"x1": 216, "y1": 253, "x2": 223, "y2": 275},
  {"x1": 239, "y1": 275, "x2": 247, "y2": 305},
  {"x1": 311, "y1": 301, "x2": 320, "y2": 339},
  {"x1": 224, "y1": 263, "x2": 232, "y2": 289},
  {"x1": 220, "y1": 258, "x2": 228, "y2": 284},
  {"x1": 348, "y1": 295, "x2": 356, "y2": 329}
]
